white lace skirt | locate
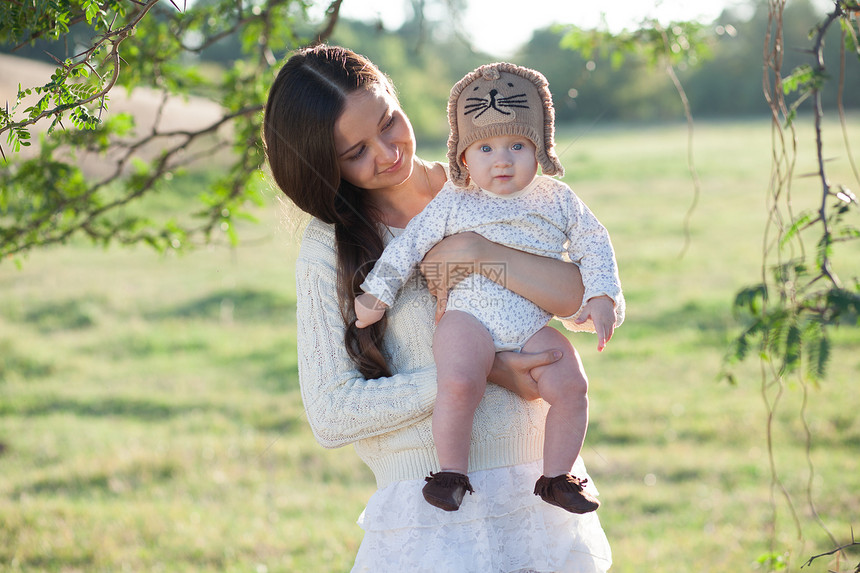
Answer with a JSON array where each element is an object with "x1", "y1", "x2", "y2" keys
[{"x1": 352, "y1": 458, "x2": 612, "y2": 573}]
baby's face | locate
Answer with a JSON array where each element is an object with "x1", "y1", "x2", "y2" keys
[{"x1": 462, "y1": 135, "x2": 538, "y2": 195}]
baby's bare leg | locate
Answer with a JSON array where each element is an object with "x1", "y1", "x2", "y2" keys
[
  {"x1": 432, "y1": 310, "x2": 495, "y2": 473},
  {"x1": 523, "y1": 326, "x2": 589, "y2": 477}
]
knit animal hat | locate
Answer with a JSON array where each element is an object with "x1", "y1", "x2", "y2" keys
[{"x1": 447, "y1": 62, "x2": 564, "y2": 187}]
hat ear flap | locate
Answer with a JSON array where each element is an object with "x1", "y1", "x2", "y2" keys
[
  {"x1": 447, "y1": 71, "x2": 474, "y2": 187},
  {"x1": 532, "y1": 66, "x2": 564, "y2": 178},
  {"x1": 446, "y1": 126, "x2": 469, "y2": 187}
]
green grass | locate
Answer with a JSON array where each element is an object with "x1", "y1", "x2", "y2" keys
[{"x1": 1, "y1": 117, "x2": 859, "y2": 572}]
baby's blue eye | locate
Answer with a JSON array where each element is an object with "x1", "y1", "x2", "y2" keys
[
  {"x1": 480, "y1": 145, "x2": 492, "y2": 152},
  {"x1": 512, "y1": 143, "x2": 524, "y2": 150}
]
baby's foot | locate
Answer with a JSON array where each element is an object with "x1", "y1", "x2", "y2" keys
[
  {"x1": 422, "y1": 471, "x2": 474, "y2": 511},
  {"x1": 534, "y1": 473, "x2": 600, "y2": 514}
]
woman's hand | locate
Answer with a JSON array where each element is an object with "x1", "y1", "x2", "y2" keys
[
  {"x1": 420, "y1": 232, "x2": 487, "y2": 322},
  {"x1": 420, "y1": 232, "x2": 585, "y2": 323},
  {"x1": 487, "y1": 348, "x2": 562, "y2": 401}
]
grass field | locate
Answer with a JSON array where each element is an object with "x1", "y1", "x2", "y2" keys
[{"x1": 1, "y1": 117, "x2": 859, "y2": 572}]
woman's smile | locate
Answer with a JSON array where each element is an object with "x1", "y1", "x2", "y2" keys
[{"x1": 380, "y1": 150, "x2": 404, "y2": 175}]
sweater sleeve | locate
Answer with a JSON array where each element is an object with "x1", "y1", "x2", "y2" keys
[
  {"x1": 295, "y1": 220, "x2": 438, "y2": 449},
  {"x1": 360, "y1": 191, "x2": 452, "y2": 307},
  {"x1": 556, "y1": 186, "x2": 625, "y2": 332}
]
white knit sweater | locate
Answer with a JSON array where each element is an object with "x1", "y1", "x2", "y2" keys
[{"x1": 296, "y1": 217, "x2": 608, "y2": 489}]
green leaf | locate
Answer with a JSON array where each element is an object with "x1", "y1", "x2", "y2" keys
[
  {"x1": 85, "y1": 0, "x2": 101, "y2": 24},
  {"x1": 826, "y1": 287, "x2": 860, "y2": 325},
  {"x1": 815, "y1": 234, "x2": 834, "y2": 269},
  {"x1": 783, "y1": 65, "x2": 814, "y2": 94},
  {"x1": 757, "y1": 552, "x2": 787, "y2": 570},
  {"x1": 780, "y1": 212, "x2": 815, "y2": 246},
  {"x1": 804, "y1": 322, "x2": 830, "y2": 382},
  {"x1": 733, "y1": 284, "x2": 768, "y2": 317}
]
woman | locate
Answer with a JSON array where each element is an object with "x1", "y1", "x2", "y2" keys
[{"x1": 263, "y1": 44, "x2": 612, "y2": 572}]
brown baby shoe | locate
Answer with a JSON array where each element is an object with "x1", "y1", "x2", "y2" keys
[
  {"x1": 534, "y1": 473, "x2": 600, "y2": 514},
  {"x1": 422, "y1": 471, "x2": 474, "y2": 511}
]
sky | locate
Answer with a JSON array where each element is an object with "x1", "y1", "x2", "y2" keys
[{"x1": 335, "y1": 0, "x2": 737, "y2": 57}]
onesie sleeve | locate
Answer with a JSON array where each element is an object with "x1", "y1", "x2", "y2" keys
[
  {"x1": 360, "y1": 189, "x2": 453, "y2": 306},
  {"x1": 557, "y1": 186, "x2": 625, "y2": 331},
  {"x1": 295, "y1": 220, "x2": 438, "y2": 448}
]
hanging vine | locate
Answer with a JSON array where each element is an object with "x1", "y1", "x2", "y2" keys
[{"x1": 724, "y1": 1, "x2": 860, "y2": 570}]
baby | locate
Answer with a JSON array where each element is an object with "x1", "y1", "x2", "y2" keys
[{"x1": 355, "y1": 63, "x2": 624, "y2": 513}]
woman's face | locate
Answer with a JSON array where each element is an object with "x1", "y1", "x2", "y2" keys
[{"x1": 334, "y1": 84, "x2": 416, "y2": 191}]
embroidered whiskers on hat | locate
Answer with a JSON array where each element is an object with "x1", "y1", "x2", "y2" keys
[{"x1": 447, "y1": 62, "x2": 564, "y2": 187}]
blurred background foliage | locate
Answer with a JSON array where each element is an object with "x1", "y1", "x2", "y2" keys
[
  {"x1": 4, "y1": 0, "x2": 855, "y2": 138},
  {"x1": 1, "y1": 0, "x2": 856, "y2": 261},
  {"x1": 0, "y1": 0, "x2": 855, "y2": 263}
]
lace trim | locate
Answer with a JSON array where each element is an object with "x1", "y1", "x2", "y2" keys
[
  {"x1": 352, "y1": 460, "x2": 612, "y2": 573},
  {"x1": 359, "y1": 458, "x2": 598, "y2": 530}
]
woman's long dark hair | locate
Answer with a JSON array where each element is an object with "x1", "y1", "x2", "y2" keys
[{"x1": 263, "y1": 45, "x2": 393, "y2": 379}]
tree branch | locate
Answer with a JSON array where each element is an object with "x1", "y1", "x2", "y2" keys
[
  {"x1": 12, "y1": 14, "x2": 87, "y2": 51},
  {"x1": 0, "y1": 0, "x2": 161, "y2": 145},
  {"x1": 802, "y1": 528, "x2": 859, "y2": 568},
  {"x1": 2, "y1": 103, "x2": 264, "y2": 258},
  {"x1": 311, "y1": 0, "x2": 342, "y2": 46},
  {"x1": 810, "y1": 4, "x2": 845, "y2": 287}
]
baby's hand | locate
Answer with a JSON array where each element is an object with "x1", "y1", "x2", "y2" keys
[
  {"x1": 354, "y1": 293, "x2": 388, "y2": 329},
  {"x1": 575, "y1": 295, "x2": 616, "y2": 352}
]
